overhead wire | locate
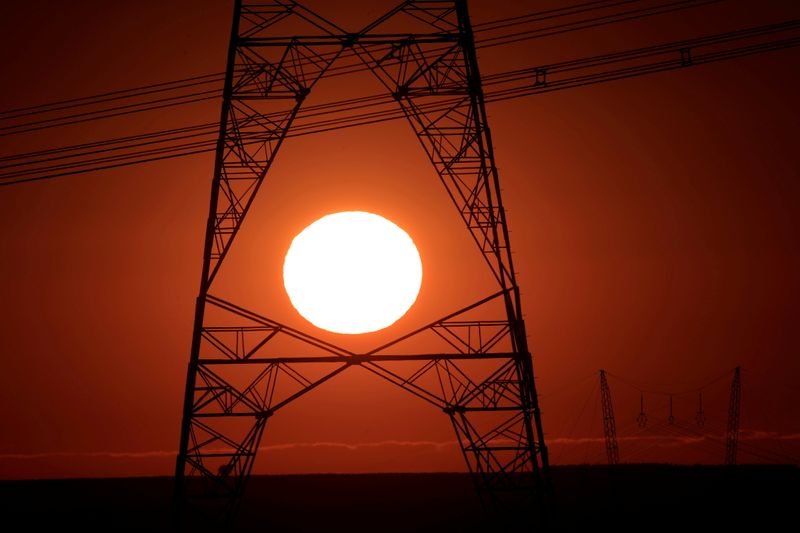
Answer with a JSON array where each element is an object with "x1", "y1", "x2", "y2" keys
[
  {"x1": 0, "y1": 0, "x2": 662, "y2": 120},
  {"x1": 547, "y1": 377, "x2": 598, "y2": 463},
  {"x1": 478, "y1": 0, "x2": 726, "y2": 48},
  {"x1": 0, "y1": 0, "x2": 722, "y2": 134},
  {"x1": 3, "y1": 26, "x2": 797, "y2": 185},
  {"x1": 0, "y1": 71, "x2": 225, "y2": 119},
  {"x1": 4, "y1": 31, "x2": 797, "y2": 185},
  {"x1": 0, "y1": 90, "x2": 220, "y2": 137},
  {"x1": 3, "y1": 4, "x2": 798, "y2": 186},
  {"x1": 605, "y1": 367, "x2": 737, "y2": 397},
  {"x1": 0, "y1": 122, "x2": 219, "y2": 164},
  {"x1": 472, "y1": 0, "x2": 640, "y2": 32}
]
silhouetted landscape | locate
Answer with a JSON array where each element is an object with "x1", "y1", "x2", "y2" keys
[
  {"x1": 2, "y1": 1, "x2": 799, "y2": 531},
  {"x1": 2, "y1": 465, "x2": 796, "y2": 531}
]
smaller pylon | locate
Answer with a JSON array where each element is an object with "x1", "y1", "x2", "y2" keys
[
  {"x1": 599, "y1": 370, "x2": 619, "y2": 465},
  {"x1": 695, "y1": 392, "x2": 706, "y2": 427},
  {"x1": 636, "y1": 393, "x2": 647, "y2": 428},
  {"x1": 725, "y1": 366, "x2": 742, "y2": 465}
]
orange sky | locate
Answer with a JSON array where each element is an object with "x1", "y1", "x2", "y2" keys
[{"x1": 1, "y1": 0, "x2": 799, "y2": 479}]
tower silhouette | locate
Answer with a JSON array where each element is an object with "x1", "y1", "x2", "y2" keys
[
  {"x1": 725, "y1": 366, "x2": 741, "y2": 465},
  {"x1": 599, "y1": 369, "x2": 619, "y2": 465},
  {"x1": 174, "y1": 0, "x2": 550, "y2": 520}
]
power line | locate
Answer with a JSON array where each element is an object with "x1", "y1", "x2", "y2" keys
[
  {"x1": 605, "y1": 368, "x2": 738, "y2": 396},
  {"x1": 2, "y1": 16, "x2": 797, "y2": 186},
  {"x1": 472, "y1": 0, "x2": 640, "y2": 32},
  {"x1": 478, "y1": 0, "x2": 726, "y2": 49},
  {"x1": 0, "y1": 90, "x2": 220, "y2": 137},
  {"x1": 0, "y1": 122, "x2": 218, "y2": 164},
  {"x1": 0, "y1": 73, "x2": 226, "y2": 122},
  {"x1": 0, "y1": 0, "x2": 723, "y2": 133}
]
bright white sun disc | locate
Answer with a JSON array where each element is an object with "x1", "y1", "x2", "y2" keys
[{"x1": 283, "y1": 211, "x2": 423, "y2": 334}]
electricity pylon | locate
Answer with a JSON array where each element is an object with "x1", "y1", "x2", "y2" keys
[
  {"x1": 725, "y1": 366, "x2": 741, "y2": 465},
  {"x1": 174, "y1": 0, "x2": 550, "y2": 521},
  {"x1": 599, "y1": 369, "x2": 619, "y2": 465}
]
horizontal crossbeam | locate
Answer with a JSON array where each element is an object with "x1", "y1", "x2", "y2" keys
[{"x1": 198, "y1": 352, "x2": 520, "y2": 364}]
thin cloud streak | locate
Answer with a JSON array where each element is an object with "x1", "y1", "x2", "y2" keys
[{"x1": 1, "y1": 431, "x2": 798, "y2": 461}]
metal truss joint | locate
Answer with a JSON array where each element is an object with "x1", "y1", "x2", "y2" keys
[
  {"x1": 392, "y1": 86, "x2": 409, "y2": 101},
  {"x1": 346, "y1": 355, "x2": 366, "y2": 366},
  {"x1": 442, "y1": 405, "x2": 466, "y2": 415},
  {"x1": 295, "y1": 87, "x2": 311, "y2": 102},
  {"x1": 342, "y1": 33, "x2": 359, "y2": 48}
]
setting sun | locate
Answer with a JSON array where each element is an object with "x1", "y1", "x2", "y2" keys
[{"x1": 283, "y1": 211, "x2": 423, "y2": 334}]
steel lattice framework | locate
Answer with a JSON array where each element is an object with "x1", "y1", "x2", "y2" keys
[
  {"x1": 174, "y1": 0, "x2": 550, "y2": 521},
  {"x1": 598, "y1": 369, "x2": 619, "y2": 465},
  {"x1": 725, "y1": 366, "x2": 741, "y2": 465}
]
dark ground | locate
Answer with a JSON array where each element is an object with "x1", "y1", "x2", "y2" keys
[{"x1": 1, "y1": 465, "x2": 797, "y2": 531}]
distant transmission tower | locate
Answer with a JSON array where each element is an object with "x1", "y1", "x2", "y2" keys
[
  {"x1": 599, "y1": 370, "x2": 619, "y2": 465},
  {"x1": 173, "y1": 0, "x2": 550, "y2": 522},
  {"x1": 725, "y1": 366, "x2": 741, "y2": 465}
]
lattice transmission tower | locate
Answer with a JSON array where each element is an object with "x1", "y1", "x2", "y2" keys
[
  {"x1": 725, "y1": 366, "x2": 741, "y2": 465},
  {"x1": 174, "y1": 0, "x2": 550, "y2": 521},
  {"x1": 599, "y1": 369, "x2": 619, "y2": 465}
]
